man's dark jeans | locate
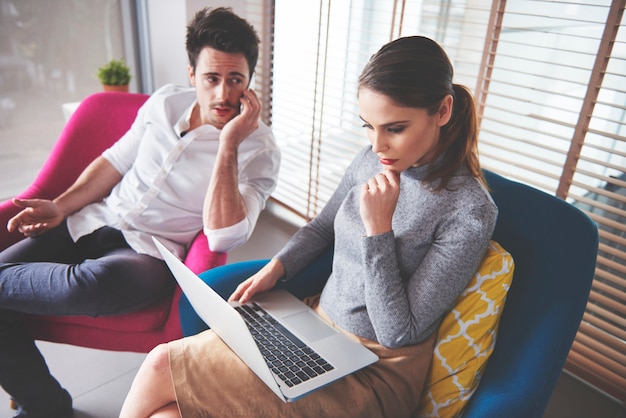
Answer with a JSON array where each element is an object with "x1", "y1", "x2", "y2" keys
[{"x1": 0, "y1": 221, "x2": 174, "y2": 416}]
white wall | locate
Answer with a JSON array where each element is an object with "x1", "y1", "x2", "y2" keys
[{"x1": 145, "y1": 0, "x2": 245, "y2": 91}]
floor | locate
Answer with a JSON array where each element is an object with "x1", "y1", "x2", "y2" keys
[{"x1": 0, "y1": 104, "x2": 624, "y2": 417}]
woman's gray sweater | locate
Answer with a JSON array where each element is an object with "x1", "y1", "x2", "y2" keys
[{"x1": 276, "y1": 146, "x2": 497, "y2": 348}]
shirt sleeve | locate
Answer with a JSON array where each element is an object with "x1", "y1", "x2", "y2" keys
[
  {"x1": 204, "y1": 219, "x2": 248, "y2": 253},
  {"x1": 204, "y1": 145, "x2": 281, "y2": 253},
  {"x1": 101, "y1": 98, "x2": 149, "y2": 174}
]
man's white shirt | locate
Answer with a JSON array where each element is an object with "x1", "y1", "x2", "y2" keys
[{"x1": 67, "y1": 84, "x2": 280, "y2": 259}]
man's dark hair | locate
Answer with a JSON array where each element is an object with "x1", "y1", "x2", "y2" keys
[{"x1": 186, "y1": 7, "x2": 260, "y2": 77}]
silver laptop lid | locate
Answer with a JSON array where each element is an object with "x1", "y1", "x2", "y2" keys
[{"x1": 152, "y1": 237, "x2": 285, "y2": 401}]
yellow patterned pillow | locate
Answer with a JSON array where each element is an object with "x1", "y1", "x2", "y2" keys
[{"x1": 415, "y1": 241, "x2": 514, "y2": 417}]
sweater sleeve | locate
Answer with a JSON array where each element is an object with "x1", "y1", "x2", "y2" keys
[
  {"x1": 274, "y1": 184, "x2": 343, "y2": 279},
  {"x1": 275, "y1": 149, "x2": 364, "y2": 279},
  {"x1": 362, "y1": 201, "x2": 497, "y2": 347}
]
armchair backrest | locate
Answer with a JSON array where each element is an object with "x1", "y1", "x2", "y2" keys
[
  {"x1": 0, "y1": 91, "x2": 227, "y2": 352},
  {"x1": 35, "y1": 92, "x2": 149, "y2": 200},
  {"x1": 463, "y1": 170, "x2": 598, "y2": 417},
  {"x1": 0, "y1": 92, "x2": 149, "y2": 251}
]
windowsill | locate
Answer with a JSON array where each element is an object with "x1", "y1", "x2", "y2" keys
[
  {"x1": 62, "y1": 102, "x2": 81, "y2": 122},
  {"x1": 266, "y1": 198, "x2": 307, "y2": 229}
]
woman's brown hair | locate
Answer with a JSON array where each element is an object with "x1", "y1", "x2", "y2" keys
[{"x1": 358, "y1": 36, "x2": 484, "y2": 190}]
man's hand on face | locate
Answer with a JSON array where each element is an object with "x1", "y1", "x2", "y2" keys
[{"x1": 219, "y1": 88, "x2": 261, "y2": 150}]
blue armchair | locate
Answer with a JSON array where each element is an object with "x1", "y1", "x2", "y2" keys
[{"x1": 179, "y1": 170, "x2": 598, "y2": 418}]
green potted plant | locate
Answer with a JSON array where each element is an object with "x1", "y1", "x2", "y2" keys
[{"x1": 97, "y1": 59, "x2": 131, "y2": 92}]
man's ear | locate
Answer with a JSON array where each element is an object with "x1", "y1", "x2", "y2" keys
[
  {"x1": 437, "y1": 94, "x2": 453, "y2": 126},
  {"x1": 188, "y1": 65, "x2": 196, "y2": 86}
]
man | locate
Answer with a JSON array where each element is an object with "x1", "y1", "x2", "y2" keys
[{"x1": 0, "y1": 7, "x2": 280, "y2": 418}]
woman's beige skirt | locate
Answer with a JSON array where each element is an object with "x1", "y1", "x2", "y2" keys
[{"x1": 169, "y1": 297, "x2": 435, "y2": 418}]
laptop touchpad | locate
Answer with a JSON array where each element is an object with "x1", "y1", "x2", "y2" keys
[{"x1": 283, "y1": 311, "x2": 336, "y2": 342}]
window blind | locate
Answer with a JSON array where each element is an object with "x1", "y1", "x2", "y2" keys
[
  {"x1": 563, "y1": 2, "x2": 626, "y2": 403},
  {"x1": 476, "y1": 0, "x2": 626, "y2": 403},
  {"x1": 239, "y1": 0, "x2": 275, "y2": 125},
  {"x1": 271, "y1": 0, "x2": 492, "y2": 219},
  {"x1": 272, "y1": 0, "x2": 376, "y2": 219}
]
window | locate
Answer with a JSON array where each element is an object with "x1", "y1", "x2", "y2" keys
[
  {"x1": 237, "y1": 0, "x2": 275, "y2": 125},
  {"x1": 0, "y1": 0, "x2": 137, "y2": 201},
  {"x1": 271, "y1": 0, "x2": 491, "y2": 219},
  {"x1": 477, "y1": 0, "x2": 625, "y2": 402}
]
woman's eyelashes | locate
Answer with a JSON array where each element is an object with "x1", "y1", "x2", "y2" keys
[
  {"x1": 387, "y1": 125, "x2": 406, "y2": 134},
  {"x1": 361, "y1": 123, "x2": 406, "y2": 134}
]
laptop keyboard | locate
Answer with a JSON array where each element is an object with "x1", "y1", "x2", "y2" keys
[{"x1": 235, "y1": 303, "x2": 334, "y2": 388}]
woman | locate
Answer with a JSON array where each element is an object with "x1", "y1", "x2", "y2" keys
[{"x1": 120, "y1": 36, "x2": 497, "y2": 418}]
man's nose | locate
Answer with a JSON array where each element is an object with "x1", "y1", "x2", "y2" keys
[{"x1": 216, "y1": 81, "x2": 230, "y2": 102}]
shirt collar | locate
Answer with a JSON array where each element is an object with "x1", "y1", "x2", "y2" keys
[{"x1": 174, "y1": 100, "x2": 197, "y2": 138}]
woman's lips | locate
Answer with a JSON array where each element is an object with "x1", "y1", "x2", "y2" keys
[{"x1": 379, "y1": 158, "x2": 398, "y2": 166}]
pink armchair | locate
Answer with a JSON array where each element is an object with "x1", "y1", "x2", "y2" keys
[{"x1": 0, "y1": 92, "x2": 227, "y2": 352}]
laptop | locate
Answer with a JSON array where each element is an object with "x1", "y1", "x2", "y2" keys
[{"x1": 153, "y1": 237, "x2": 378, "y2": 402}]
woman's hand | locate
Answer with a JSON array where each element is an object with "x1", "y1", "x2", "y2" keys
[
  {"x1": 359, "y1": 170, "x2": 401, "y2": 236},
  {"x1": 7, "y1": 198, "x2": 65, "y2": 237},
  {"x1": 229, "y1": 258, "x2": 285, "y2": 304}
]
